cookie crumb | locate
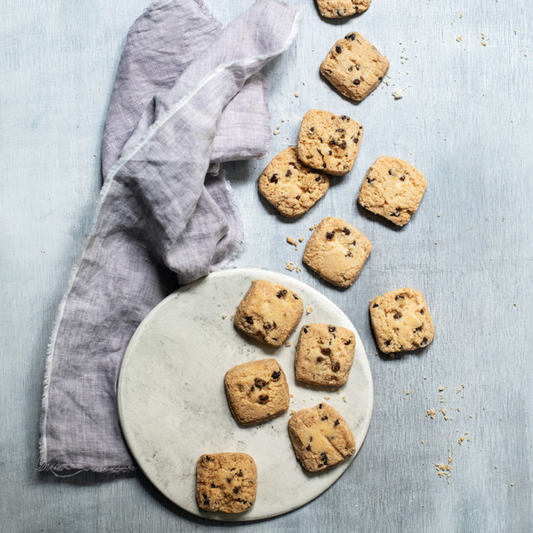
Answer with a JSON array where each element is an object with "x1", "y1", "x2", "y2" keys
[
  {"x1": 185, "y1": 382, "x2": 188, "y2": 385},
  {"x1": 306, "y1": 306, "x2": 314, "y2": 314},
  {"x1": 290, "y1": 410, "x2": 296, "y2": 416},
  {"x1": 406, "y1": 391, "x2": 410, "y2": 395},
  {"x1": 299, "y1": 237, "x2": 304, "y2": 242},
  {"x1": 287, "y1": 237, "x2": 298, "y2": 250},
  {"x1": 285, "y1": 341, "x2": 292, "y2": 347},
  {"x1": 295, "y1": 266, "x2": 301, "y2": 273},
  {"x1": 342, "y1": 394, "x2": 348, "y2": 403},
  {"x1": 427, "y1": 409, "x2": 436, "y2": 419},
  {"x1": 222, "y1": 314, "x2": 227, "y2": 319},
  {"x1": 273, "y1": 130, "x2": 280, "y2": 135},
  {"x1": 458, "y1": 437, "x2": 464, "y2": 445},
  {"x1": 294, "y1": 92, "x2": 299, "y2": 97},
  {"x1": 324, "y1": 396, "x2": 330, "y2": 400},
  {"x1": 456, "y1": 36, "x2": 462, "y2": 42},
  {"x1": 285, "y1": 261, "x2": 295, "y2": 272},
  {"x1": 439, "y1": 386, "x2": 444, "y2": 391},
  {"x1": 392, "y1": 89, "x2": 403, "y2": 99}
]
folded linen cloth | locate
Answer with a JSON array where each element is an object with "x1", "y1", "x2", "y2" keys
[{"x1": 39, "y1": 0, "x2": 301, "y2": 473}]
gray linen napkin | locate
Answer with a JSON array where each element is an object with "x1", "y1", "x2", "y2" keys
[{"x1": 39, "y1": 0, "x2": 302, "y2": 473}]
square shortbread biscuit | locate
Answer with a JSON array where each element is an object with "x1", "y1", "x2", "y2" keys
[
  {"x1": 320, "y1": 32, "x2": 389, "y2": 102},
  {"x1": 297, "y1": 110, "x2": 363, "y2": 176},
  {"x1": 295, "y1": 323, "x2": 356, "y2": 386},
  {"x1": 316, "y1": 0, "x2": 372, "y2": 19},
  {"x1": 196, "y1": 453, "x2": 257, "y2": 513},
  {"x1": 234, "y1": 280, "x2": 304, "y2": 346},
  {"x1": 303, "y1": 217, "x2": 372, "y2": 288},
  {"x1": 369, "y1": 287, "x2": 435, "y2": 354},
  {"x1": 258, "y1": 147, "x2": 329, "y2": 218},
  {"x1": 288, "y1": 403, "x2": 355, "y2": 472},
  {"x1": 358, "y1": 156, "x2": 428, "y2": 226},
  {"x1": 225, "y1": 358, "x2": 290, "y2": 425}
]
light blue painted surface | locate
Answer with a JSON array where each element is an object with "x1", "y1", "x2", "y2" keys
[{"x1": 1, "y1": 0, "x2": 532, "y2": 531}]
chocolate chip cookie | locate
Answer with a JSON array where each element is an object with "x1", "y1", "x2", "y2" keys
[
  {"x1": 320, "y1": 32, "x2": 389, "y2": 101},
  {"x1": 297, "y1": 110, "x2": 363, "y2": 176},
  {"x1": 196, "y1": 453, "x2": 257, "y2": 513},
  {"x1": 316, "y1": 0, "x2": 372, "y2": 19},
  {"x1": 370, "y1": 287, "x2": 435, "y2": 354},
  {"x1": 225, "y1": 358, "x2": 290, "y2": 425},
  {"x1": 288, "y1": 403, "x2": 355, "y2": 472}
]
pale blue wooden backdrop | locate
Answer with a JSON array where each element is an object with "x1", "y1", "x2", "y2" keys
[{"x1": 1, "y1": 0, "x2": 532, "y2": 531}]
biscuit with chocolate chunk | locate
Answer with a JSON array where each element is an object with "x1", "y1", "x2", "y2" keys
[
  {"x1": 225, "y1": 359, "x2": 290, "y2": 425},
  {"x1": 288, "y1": 403, "x2": 355, "y2": 472},
  {"x1": 196, "y1": 453, "x2": 257, "y2": 513},
  {"x1": 295, "y1": 323, "x2": 355, "y2": 386},
  {"x1": 320, "y1": 32, "x2": 389, "y2": 101},
  {"x1": 369, "y1": 287, "x2": 435, "y2": 354},
  {"x1": 316, "y1": 0, "x2": 371, "y2": 19},
  {"x1": 234, "y1": 279, "x2": 304, "y2": 346},
  {"x1": 297, "y1": 110, "x2": 363, "y2": 176},
  {"x1": 258, "y1": 147, "x2": 329, "y2": 218},
  {"x1": 303, "y1": 217, "x2": 372, "y2": 288},
  {"x1": 358, "y1": 156, "x2": 427, "y2": 226}
]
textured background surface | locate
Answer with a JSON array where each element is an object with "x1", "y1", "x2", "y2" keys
[{"x1": 1, "y1": 0, "x2": 532, "y2": 531}]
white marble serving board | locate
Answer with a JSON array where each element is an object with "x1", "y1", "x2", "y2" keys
[{"x1": 117, "y1": 268, "x2": 373, "y2": 521}]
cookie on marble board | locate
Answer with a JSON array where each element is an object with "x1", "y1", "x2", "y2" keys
[
  {"x1": 288, "y1": 403, "x2": 355, "y2": 472},
  {"x1": 302, "y1": 217, "x2": 372, "y2": 288},
  {"x1": 295, "y1": 323, "x2": 356, "y2": 386},
  {"x1": 369, "y1": 287, "x2": 435, "y2": 354},
  {"x1": 316, "y1": 0, "x2": 371, "y2": 19},
  {"x1": 320, "y1": 32, "x2": 389, "y2": 102},
  {"x1": 358, "y1": 156, "x2": 428, "y2": 226},
  {"x1": 234, "y1": 279, "x2": 304, "y2": 346},
  {"x1": 225, "y1": 358, "x2": 290, "y2": 426},
  {"x1": 258, "y1": 147, "x2": 329, "y2": 218},
  {"x1": 196, "y1": 453, "x2": 257, "y2": 513},
  {"x1": 297, "y1": 110, "x2": 363, "y2": 176}
]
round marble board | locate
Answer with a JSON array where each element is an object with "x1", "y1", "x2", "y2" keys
[{"x1": 117, "y1": 268, "x2": 373, "y2": 521}]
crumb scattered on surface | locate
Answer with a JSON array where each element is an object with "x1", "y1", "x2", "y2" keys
[
  {"x1": 290, "y1": 410, "x2": 296, "y2": 416},
  {"x1": 456, "y1": 36, "x2": 462, "y2": 42},
  {"x1": 287, "y1": 237, "x2": 298, "y2": 250},
  {"x1": 324, "y1": 396, "x2": 330, "y2": 400},
  {"x1": 295, "y1": 266, "x2": 301, "y2": 273},
  {"x1": 222, "y1": 314, "x2": 227, "y2": 319},
  {"x1": 285, "y1": 341, "x2": 292, "y2": 347},
  {"x1": 298, "y1": 237, "x2": 304, "y2": 242},
  {"x1": 306, "y1": 306, "x2": 313, "y2": 314},
  {"x1": 393, "y1": 89, "x2": 403, "y2": 100},
  {"x1": 294, "y1": 92, "x2": 299, "y2": 97},
  {"x1": 273, "y1": 130, "x2": 280, "y2": 135},
  {"x1": 427, "y1": 409, "x2": 436, "y2": 419},
  {"x1": 439, "y1": 386, "x2": 444, "y2": 392},
  {"x1": 285, "y1": 261, "x2": 295, "y2": 272},
  {"x1": 342, "y1": 394, "x2": 348, "y2": 403}
]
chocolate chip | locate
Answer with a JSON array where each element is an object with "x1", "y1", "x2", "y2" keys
[
  {"x1": 320, "y1": 452, "x2": 328, "y2": 464},
  {"x1": 336, "y1": 9, "x2": 344, "y2": 16},
  {"x1": 353, "y1": 79, "x2": 361, "y2": 85},
  {"x1": 339, "y1": 141, "x2": 347, "y2": 150},
  {"x1": 269, "y1": 174, "x2": 278, "y2": 183},
  {"x1": 341, "y1": 115, "x2": 350, "y2": 121},
  {"x1": 289, "y1": 162, "x2": 297, "y2": 168},
  {"x1": 293, "y1": 294, "x2": 299, "y2": 300},
  {"x1": 310, "y1": 436, "x2": 313, "y2": 441},
  {"x1": 372, "y1": 303, "x2": 378, "y2": 308},
  {"x1": 420, "y1": 309, "x2": 425, "y2": 315},
  {"x1": 211, "y1": 483, "x2": 216, "y2": 488},
  {"x1": 385, "y1": 340, "x2": 392, "y2": 346},
  {"x1": 277, "y1": 289, "x2": 287, "y2": 298},
  {"x1": 378, "y1": 76, "x2": 383, "y2": 80},
  {"x1": 310, "y1": 127, "x2": 315, "y2": 132},
  {"x1": 389, "y1": 169, "x2": 394, "y2": 175},
  {"x1": 332, "y1": 362, "x2": 341, "y2": 372},
  {"x1": 395, "y1": 295, "x2": 405, "y2": 301},
  {"x1": 237, "y1": 470, "x2": 243, "y2": 477},
  {"x1": 351, "y1": 240, "x2": 357, "y2": 246},
  {"x1": 336, "y1": 128, "x2": 346, "y2": 133},
  {"x1": 400, "y1": 175, "x2": 406, "y2": 181},
  {"x1": 315, "y1": 176, "x2": 322, "y2": 181},
  {"x1": 328, "y1": 326, "x2": 336, "y2": 332},
  {"x1": 346, "y1": 33, "x2": 356, "y2": 41},
  {"x1": 286, "y1": 169, "x2": 292, "y2": 177},
  {"x1": 344, "y1": 339, "x2": 351, "y2": 345},
  {"x1": 321, "y1": 348, "x2": 331, "y2": 356},
  {"x1": 329, "y1": 138, "x2": 337, "y2": 146},
  {"x1": 348, "y1": 66, "x2": 353, "y2": 72},
  {"x1": 250, "y1": 384, "x2": 255, "y2": 392},
  {"x1": 353, "y1": 137, "x2": 359, "y2": 144},
  {"x1": 334, "y1": 419, "x2": 340, "y2": 426},
  {"x1": 295, "y1": 195, "x2": 300, "y2": 200},
  {"x1": 255, "y1": 378, "x2": 266, "y2": 389},
  {"x1": 342, "y1": 228, "x2": 350, "y2": 236},
  {"x1": 328, "y1": 150, "x2": 332, "y2": 156},
  {"x1": 326, "y1": 231, "x2": 335, "y2": 240},
  {"x1": 306, "y1": 444, "x2": 311, "y2": 451},
  {"x1": 394, "y1": 312, "x2": 402, "y2": 319},
  {"x1": 263, "y1": 323, "x2": 271, "y2": 330},
  {"x1": 321, "y1": 415, "x2": 328, "y2": 421},
  {"x1": 316, "y1": 356, "x2": 324, "y2": 363},
  {"x1": 336, "y1": 45, "x2": 342, "y2": 54},
  {"x1": 421, "y1": 337, "x2": 428, "y2": 345},
  {"x1": 391, "y1": 211, "x2": 400, "y2": 217},
  {"x1": 271, "y1": 370, "x2": 281, "y2": 380},
  {"x1": 346, "y1": 251, "x2": 353, "y2": 257},
  {"x1": 258, "y1": 394, "x2": 269, "y2": 403},
  {"x1": 415, "y1": 326, "x2": 423, "y2": 332},
  {"x1": 367, "y1": 177, "x2": 374, "y2": 183},
  {"x1": 323, "y1": 163, "x2": 327, "y2": 169},
  {"x1": 245, "y1": 316, "x2": 253, "y2": 324},
  {"x1": 318, "y1": 403, "x2": 323, "y2": 409},
  {"x1": 303, "y1": 327, "x2": 309, "y2": 333},
  {"x1": 233, "y1": 487, "x2": 240, "y2": 494}
]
